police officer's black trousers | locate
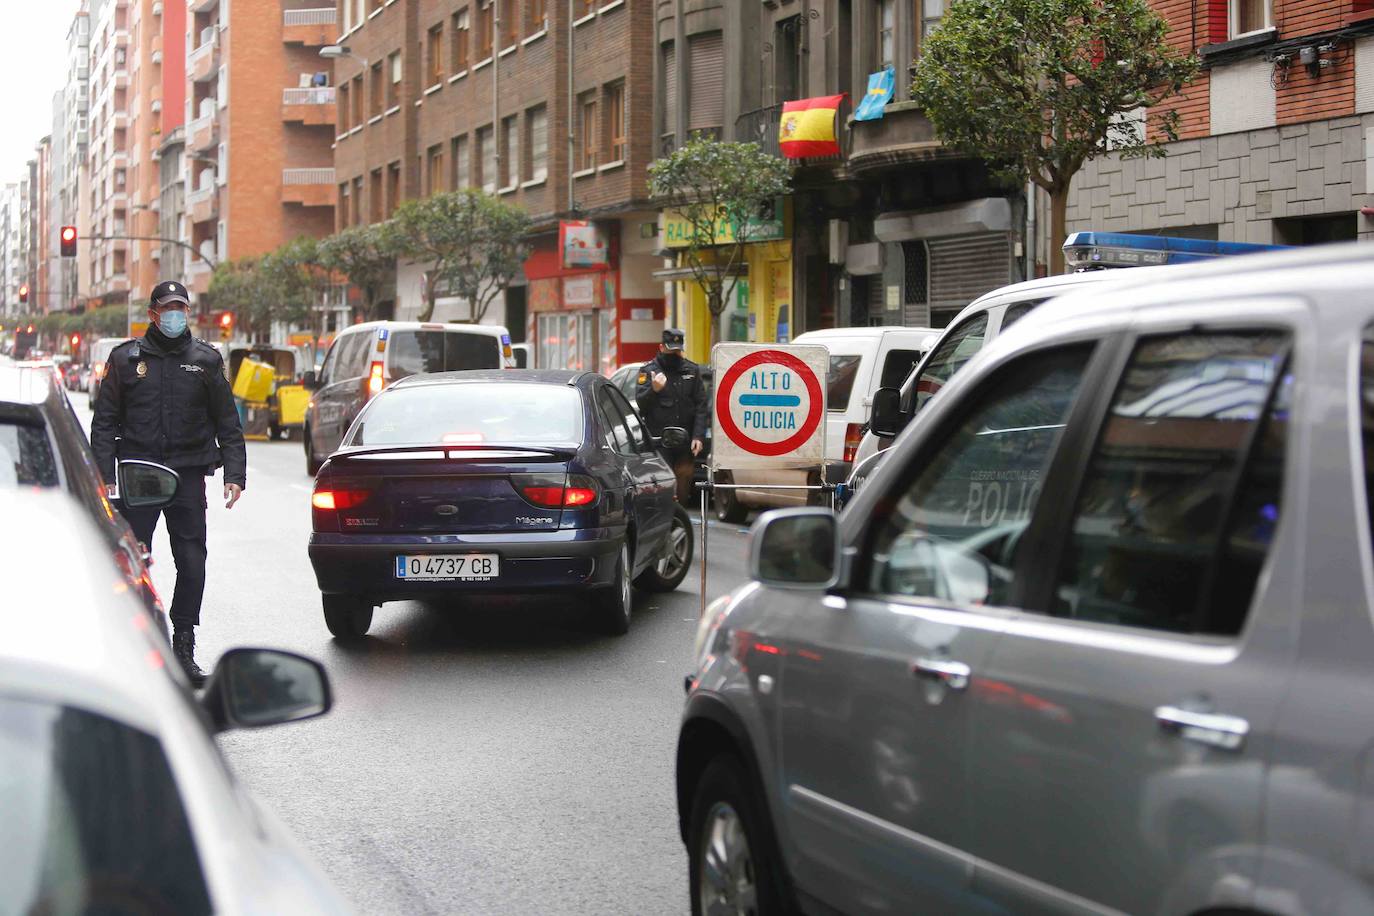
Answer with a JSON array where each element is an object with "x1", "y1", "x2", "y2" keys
[{"x1": 121, "y1": 468, "x2": 208, "y2": 630}]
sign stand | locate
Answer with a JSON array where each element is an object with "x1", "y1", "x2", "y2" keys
[{"x1": 696, "y1": 343, "x2": 832, "y2": 619}]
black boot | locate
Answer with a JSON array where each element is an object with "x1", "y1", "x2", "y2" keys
[{"x1": 172, "y1": 628, "x2": 207, "y2": 688}]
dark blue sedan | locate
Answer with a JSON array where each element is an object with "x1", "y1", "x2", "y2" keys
[{"x1": 307, "y1": 370, "x2": 695, "y2": 638}]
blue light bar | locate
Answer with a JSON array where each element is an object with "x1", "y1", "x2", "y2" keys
[{"x1": 1063, "y1": 231, "x2": 1289, "y2": 270}]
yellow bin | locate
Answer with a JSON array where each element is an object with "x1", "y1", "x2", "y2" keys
[
  {"x1": 233, "y1": 358, "x2": 275, "y2": 402},
  {"x1": 275, "y1": 384, "x2": 310, "y2": 429}
]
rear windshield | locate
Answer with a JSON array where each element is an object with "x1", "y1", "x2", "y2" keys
[
  {"x1": 388, "y1": 330, "x2": 501, "y2": 380},
  {"x1": 0, "y1": 422, "x2": 59, "y2": 488},
  {"x1": 827, "y1": 355, "x2": 863, "y2": 411},
  {"x1": 351, "y1": 383, "x2": 583, "y2": 445}
]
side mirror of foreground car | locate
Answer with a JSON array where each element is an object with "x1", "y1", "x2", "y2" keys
[
  {"x1": 117, "y1": 460, "x2": 181, "y2": 509},
  {"x1": 749, "y1": 507, "x2": 841, "y2": 590},
  {"x1": 658, "y1": 426, "x2": 689, "y2": 450},
  {"x1": 869, "y1": 386, "x2": 904, "y2": 438},
  {"x1": 200, "y1": 648, "x2": 332, "y2": 733},
  {"x1": 301, "y1": 370, "x2": 320, "y2": 390}
]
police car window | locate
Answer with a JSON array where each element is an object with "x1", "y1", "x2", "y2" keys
[
  {"x1": 0, "y1": 421, "x2": 59, "y2": 489},
  {"x1": 879, "y1": 349, "x2": 923, "y2": 388},
  {"x1": 336, "y1": 333, "x2": 368, "y2": 380},
  {"x1": 596, "y1": 387, "x2": 633, "y2": 453},
  {"x1": 607, "y1": 387, "x2": 650, "y2": 452},
  {"x1": 319, "y1": 339, "x2": 339, "y2": 384},
  {"x1": 0, "y1": 698, "x2": 212, "y2": 916},
  {"x1": 1000, "y1": 299, "x2": 1044, "y2": 332},
  {"x1": 827, "y1": 355, "x2": 863, "y2": 411},
  {"x1": 913, "y1": 313, "x2": 989, "y2": 413},
  {"x1": 866, "y1": 345, "x2": 1092, "y2": 606},
  {"x1": 1053, "y1": 331, "x2": 1290, "y2": 636}
]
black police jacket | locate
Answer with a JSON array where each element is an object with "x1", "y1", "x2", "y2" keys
[
  {"x1": 90, "y1": 328, "x2": 247, "y2": 488},
  {"x1": 634, "y1": 354, "x2": 708, "y2": 441}
]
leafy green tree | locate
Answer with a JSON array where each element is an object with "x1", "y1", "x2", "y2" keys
[
  {"x1": 647, "y1": 136, "x2": 791, "y2": 343},
  {"x1": 391, "y1": 189, "x2": 531, "y2": 323},
  {"x1": 209, "y1": 256, "x2": 279, "y2": 342},
  {"x1": 912, "y1": 0, "x2": 1197, "y2": 273},
  {"x1": 318, "y1": 223, "x2": 399, "y2": 322}
]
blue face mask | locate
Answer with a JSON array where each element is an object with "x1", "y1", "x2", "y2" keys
[{"x1": 157, "y1": 309, "x2": 188, "y2": 337}]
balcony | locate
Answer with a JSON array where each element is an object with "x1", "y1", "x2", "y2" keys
[
  {"x1": 846, "y1": 101, "x2": 956, "y2": 176},
  {"x1": 188, "y1": 34, "x2": 219, "y2": 83},
  {"x1": 188, "y1": 184, "x2": 218, "y2": 224},
  {"x1": 190, "y1": 0, "x2": 219, "y2": 12},
  {"x1": 282, "y1": 87, "x2": 336, "y2": 126},
  {"x1": 734, "y1": 104, "x2": 783, "y2": 159},
  {"x1": 112, "y1": 110, "x2": 129, "y2": 131},
  {"x1": 188, "y1": 113, "x2": 218, "y2": 152},
  {"x1": 282, "y1": 8, "x2": 336, "y2": 46},
  {"x1": 282, "y1": 167, "x2": 334, "y2": 206}
]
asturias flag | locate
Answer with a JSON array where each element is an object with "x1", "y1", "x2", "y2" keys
[
  {"x1": 778, "y1": 94, "x2": 844, "y2": 159},
  {"x1": 854, "y1": 68, "x2": 895, "y2": 122}
]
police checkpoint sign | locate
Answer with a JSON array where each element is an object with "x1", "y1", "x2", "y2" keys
[{"x1": 711, "y1": 343, "x2": 828, "y2": 470}]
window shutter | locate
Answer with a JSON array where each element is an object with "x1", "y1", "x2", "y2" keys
[
  {"x1": 928, "y1": 235, "x2": 1012, "y2": 313},
  {"x1": 1207, "y1": 0, "x2": 1228, "y2": 43},
  {"x1": 687, "y1": 32, "x2": 724, "y2": 134},
  {"x1": 663, "y1": 43, "x2": 677, "y2": 138}
]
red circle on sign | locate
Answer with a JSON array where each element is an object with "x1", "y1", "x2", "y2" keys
[{"x1": 715, "y1": 349, "x2": 824, "y2": 457}]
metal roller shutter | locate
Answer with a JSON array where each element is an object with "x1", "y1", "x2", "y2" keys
[
  {"x1": 663, "y1": 43, "x2": 677, "y2": 133},
  {"x1": 688, "y1": 32, "x2": 724, "y2": 133},
  {"x1": 927, "y1": 234, "x2": 1013, "y2": 313}
]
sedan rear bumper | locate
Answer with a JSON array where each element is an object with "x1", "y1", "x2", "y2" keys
[{"x1": 308, "y1": 527, "x2": 624, "y2": 600}]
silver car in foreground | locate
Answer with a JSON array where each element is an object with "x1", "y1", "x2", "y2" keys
[
  {"x1": 678, "y1": 242, "x2": 1374, "y2": 915},
  {"x1": 1, "y1": 489, "x2": 350, "y2": 914}
]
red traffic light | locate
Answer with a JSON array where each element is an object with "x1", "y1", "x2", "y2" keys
[
  {"x1": 60, "y1": 226, "x2": 77, "y2": 258},
  {"x1": 219, "y1": 312, "x2": 234, "y2": 328},
  {"x1": 70, "y1": 332, "x2": 81, "y2": 347},
  {"x1": 18, "y1": 283, "x2": 29, "y2": 303}
]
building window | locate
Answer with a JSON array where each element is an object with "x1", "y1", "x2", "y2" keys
[
  {"x1": 919, "y1": 0, "x2": 945, "y2": 51},
  {"x1": 427, "y1": 24, "x2": 444, "y2": 86},
  {"x1": 1230, "y1": 0, "x2": 1271, "y2": 37},
  {"x1": 527, "y1": 0, "x2": 546, "y2": 34},
  {"x1": 387, "y1": 52, "x2": 402, "y2": 110},
  {"x1": 452, "y1": 134, "x2": 469, "y2": 188},
  {"x1": 338, "y1": 83, "x2": 350, "y2": 131},
  {"x1": 369, "y1": 167, "x2": 383, "y2": 222},
  {"x1": 352, "y1": 176, "x2": 364, "y2": 225},
  {"x1": 575, "y1": 0, "x2": 594, "y2": 18},
  {"x1": 477, "y1": 0, "x2": 493, "y2": 60},
  {"x1": 369, "y1": 0, "x2": 382, "y2": 12},
  {"x1": 877, "y1": 0, "x2": 895, "y2": 69},
  {"x1": 427, "y1": 144, "x2": 444, "y2": 195},
  {"x1": 476, "y1": 125, "x2": 494, "y2": 192},
  {"x1": 606, "y1": 81, "x2": 625, "y2": 163},
  {"x1": 662, "y1": 42, "x2": 676, "y2": 151},
  {"x1": 526, "y1": 105, "x2": 547, "y2": 182},
  {"x1": 369, "y1": 62, "x2": 383, "y2": 117},
  {"x1": 452, "y1": 9, "x2": 470, "y2": 71},
  {"x1": 502, "y1": 0, "x2": 519, "y2": 48},
  {"x1": 387, "y1": 162, "x2": 401, "y2": 215},
  {"x1": 577, "y1": 92, "x2": 597, "y2": 171},
  {"x1": 500, "y1": 115, "x2": 519, "y2": 189},
  {"x1": 687, "y1": 32, "x2": 723, "y2": 138},
  {"x1": 352, "y1": 75, "x2": 364, "y2": 125},
  {"x1": 339, "y1": 183, "x2": 350, "y2": 227}
]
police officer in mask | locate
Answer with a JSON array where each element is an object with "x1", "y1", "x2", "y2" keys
[
  {"x1": 91, "y1": 281, "x2": 247, "y2": 686},
  {"x1": 635, "y1": 328, "x2": 707, "y2": 505}
]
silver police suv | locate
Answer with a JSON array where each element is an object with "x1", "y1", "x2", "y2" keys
[{"x1": 677, "y1": 243, "x2": 1374, "y2": 915}]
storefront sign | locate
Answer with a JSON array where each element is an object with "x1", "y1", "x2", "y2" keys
[
  {"x1": 560, "y1": 220, "x2": 610, "y2": 269},
  {"x1": 663, "y1": 199, "x2": 787, "y2": 249},
  {"x1": 564, "y1": 275, "x2": 596, "y2": 307},
  {"x1": 711, "y1": 344, "x2": 828, "y2": 469}
]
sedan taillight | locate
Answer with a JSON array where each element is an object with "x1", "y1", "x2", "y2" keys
[
  {"x1": 311, "y1": 482, "x2": 373, "y2": 532},
  {"x1": 516, "y1": 474, "x2": 599, "y2": 508}
]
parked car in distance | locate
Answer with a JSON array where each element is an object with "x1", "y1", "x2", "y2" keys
[
  {"x1": 303, "y1": 321, "x2": 515, "y2": 475},
  {"x1": 87, "y1": 336, "x2": 130, "y2": 409},
  {"x1": 511, "y1": 342, "x2": 533, "y2": 368},
  {"x1": 679, "y1": 243, "x2": 1374, "y2": 916},
  {"x1": 308, "y1": 369, "x2": 695, "y2": 638},
  {"x1": 0, "y1": 488, "x2": 349, "y2": 915},
  {"x1": 712, "y1": 326, "x2": 935, "y2": 523},
  {"x1": 0, "y1": 364, "x2": 172, "y2": 630}
]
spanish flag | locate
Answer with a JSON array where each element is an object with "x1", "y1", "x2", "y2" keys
[{"x1": 778, "y1": 94, "x2": 844, "y2": 159}]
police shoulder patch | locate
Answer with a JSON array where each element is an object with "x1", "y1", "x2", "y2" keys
[{"x1": 637, "y1": 372, "x2": 648, "y2": 385}]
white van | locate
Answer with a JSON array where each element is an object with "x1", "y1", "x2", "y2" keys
[
  {"x1": 714, "y1": 326, "x2": 936, "y2": 522},
  {"x1": 303, "y1": 321, "x2": 514, "y2": 474}
]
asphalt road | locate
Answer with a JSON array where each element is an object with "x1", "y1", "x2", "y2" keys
[{"x1": 74, "y1": 400, "x2": 754, "y2": 915}]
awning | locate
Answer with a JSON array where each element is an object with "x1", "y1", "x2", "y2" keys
[{"x1": 651, "y1": 265, "x2": 748, "y2": 282}]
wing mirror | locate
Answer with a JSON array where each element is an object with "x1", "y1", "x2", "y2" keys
[
  {"x1": 200, "y1": 648, "x2": 332, "y2": 733},
  {"x1": 869, "y1": 386, "x2": 904, "y2": 438},
  {"x1": 658, "y1": 426, "x2": 688, "y2": 450},
  {"x1": 749, "y1": 508, "x2": 840, "y2": 589},
  {"x1": 116, "y1": 460, "x2": 181, "y2": 509},
  {"x1": 301, "y1": 370, "x2": 320, "y2": 390}
]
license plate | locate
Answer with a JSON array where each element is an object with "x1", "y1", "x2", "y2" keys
[{"x1": 395, "y1": 554, "x2": 499, "y2": 581}]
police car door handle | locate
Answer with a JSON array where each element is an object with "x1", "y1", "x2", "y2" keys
[
  {"x1": 912, "y1": 658, "x2": 971, "y2": 691},
  {"x1": 1154, "y1": 705, "x2": 1249, "y2": 751}
]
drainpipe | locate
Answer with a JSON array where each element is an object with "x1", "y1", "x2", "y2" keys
[
  {"x1": 568, "y1": 0, "x2": 576, "y2": 213},
  {"x1": 494, "y1": 0, "x2": 501, "y2": 187},
  {"x1": 1025, "y1": 180, "x2": 1036, "y2": 280}
]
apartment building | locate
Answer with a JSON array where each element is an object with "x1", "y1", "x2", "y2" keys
[
  {"x1": 0, "y1": 184, "x2": 22, "y2": 311},
  {"x1": 62, "y1": 4, "x2": 92, "y2": 312},
  {"x1": 1066, "y1": 0, "x2": 1374, "y2": 246},
  {"x1": 87, "y1": 0, "x2": 133, "y2": 304},
  {"x1": 332, "y1": 0, "x2": 663, "y2": 370},
  {"x1": 183, "y1": 0, "x2": 338, "y2": 299}
]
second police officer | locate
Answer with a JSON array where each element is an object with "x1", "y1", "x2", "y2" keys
[{"x1": 635, "y1": 328, "x2": 707, "y2": 505}]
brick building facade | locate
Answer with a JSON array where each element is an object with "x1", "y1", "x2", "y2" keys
[
  {"x1": 1067, "y1": 0, "x2": 1374, "y2": 246},
  {"x1": 332, "y1": 0, "x2": 663, "y2": 370}
]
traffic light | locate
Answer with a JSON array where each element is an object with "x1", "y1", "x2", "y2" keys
[
  {"x1": 70, "y1": 332, "x2": 81, "y2": 350},
  {"x1": 60, "y1": 226, "x2": 77, "y2": 258},
  {"x1": 218, "y1": 311, "x2": 234, "y2": 341},
  {"x1": 18, "y1": 283, "x2": 28, "y2": 304}
]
